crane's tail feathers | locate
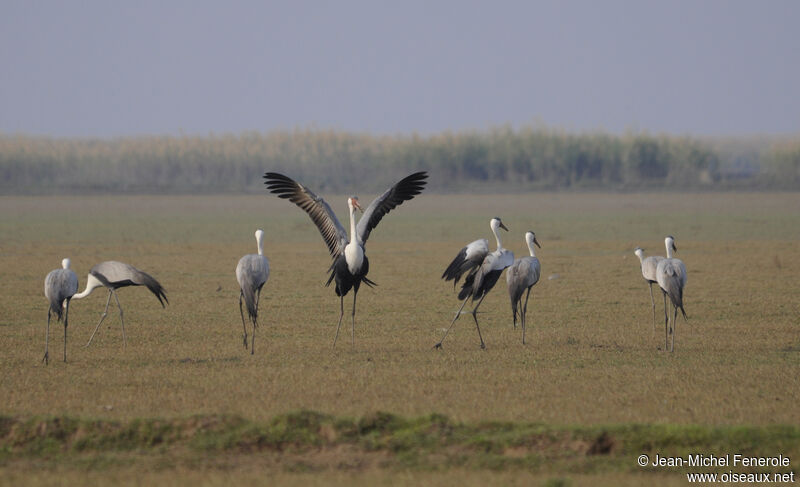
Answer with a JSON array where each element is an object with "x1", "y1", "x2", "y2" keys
[
  {"x1": 241, "y1": 285, "x2": 259, "y2": 322},
  {"x1": 680, "y1": 305, "x2": 688, "y2": 322},
  {"x1": 140, "y1": 271, "x2": 168, "y2": 307},
  {"x1": 362, "y1": 276, "x2": 377, "y2": 288},
  {"x1": 49, "y1": 298, "x2": 65, "y2": 322}
]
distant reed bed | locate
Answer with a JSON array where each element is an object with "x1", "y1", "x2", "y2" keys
[{"x1": 1, "y1": 127, "x2": 798, "y2": 193}]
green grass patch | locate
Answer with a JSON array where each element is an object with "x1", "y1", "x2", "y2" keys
[{"x1": 1, "y1": 411, "x2": 797, "y2": 475}]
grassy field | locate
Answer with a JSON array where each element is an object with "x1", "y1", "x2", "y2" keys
[{"x1": 1, "y1": 192, "x2": 798, "y2": 485}]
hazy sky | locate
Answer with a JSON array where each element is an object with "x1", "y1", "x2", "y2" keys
[{"x1": 2, "y1": 0, "x2": 798, "y2": 138}]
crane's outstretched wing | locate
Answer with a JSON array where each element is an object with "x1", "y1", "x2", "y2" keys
[
  {"x1": 442, "y1": 238, "x2": 489, "y2": 286},
  {"x1": 263, "y1": 172, "x2": 348, "y2": 257},
  {"x1": 356, "y1": 171, "x2": 428, "y2": 245}
]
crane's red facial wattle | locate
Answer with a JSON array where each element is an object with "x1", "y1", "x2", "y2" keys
[{"x1": 350, "y1": 197, "x2": 364, "y2": 213}]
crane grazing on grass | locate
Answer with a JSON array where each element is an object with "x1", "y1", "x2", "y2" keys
[
  {"x1": 656, "y1": 235, "x2": 688, "y2": 352},
  {"x1": 435, "y1": 217, "x2": 514, "y2": 350},
  {"x1": 506, "y1": 231, "x2": 541, "y2": 345},
  {"x1": 43, "y1": 258, "x2": 79, "y2": 364},
  {"x1": 634, "y1": 246, "x2": 665, "y2": 333},
  {"x1": 236, "y1": 229, "x2": 270, "y2": 354},
  {"x1": 263, "y1": 171, "x2": 428, "y2": 347},
  {"x1": 72, "y1": 261, "x2": 168, "y2": 347}
]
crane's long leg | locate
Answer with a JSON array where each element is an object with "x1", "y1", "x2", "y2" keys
[
  {"x1": 512, "y1": 299, "x2": 517, "y2": 330},
  {"x1": 251, "y1": 288, "x2": 261, "y2": 355},
  {"x1": 251, "y1": 318, "x2": 256, "y2": 355},
  {"x1": 670, "y1": 305, "x2": 678, "y2": 353},
  {"x1": 649, "y1": 282, "x2": 657, "y2": 335},
  {"x1": 86, "y1": 290, "x2": 114, "y2": 347},
  {"x1": 433, "y1": 296, "x2": 470, "y2": 349},
  {"x1": 255, "y1": 288, "x2": 262, "y2": 330},
  {"x1": 522, "y1": 287, "x2": 532, "y2": 345},
  {"x1": 663, "y1": 291, "x2": 668, "y2": 351},
  {"x1": 350, "y1": 290, "x2": 358, "y2": 347},
  {"x1": 239, "y1": 291, "x2": 248, "y2": 349},
  {"x1": 333, "y1": 295, "x2": 345, "y2": 348},
  {"x1": 470, "y1": 294, "x2": 488, "y2": 350},
  {"x1": 112, "y1": 291, "x2": 126, "y2": 347},
  {"x1": 43, "y1": 309, "x2": 51, "y2": 365},
  {"x1": 63, "y1": 299, "x2": 70, "y2": 363}
]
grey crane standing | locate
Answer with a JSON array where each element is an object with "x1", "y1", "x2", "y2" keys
[
  {"x1": 263, "y1": 171, "x2": 428, "y2": 347},
  {"x1": 634, "y1": 246, "x2": 665, "y2": 333},
  {"x1": 656, "y1": 235, "x2": 688, "y2": 352},
  {"x1": 72, "y1": 261, "x2": 168, "y2": 347},
  {"x1": 236, "y1": 229, "x2": 270, "y2": 354},
  {"x1": 43, "y1": 258, "x2": 79, "y2": 364},
  {"x1": 435, "y1": 217, "x2": 514, "y2": 350},
  {"x1": 506, "y1": 231, "x2": 541, "y2": 344}
]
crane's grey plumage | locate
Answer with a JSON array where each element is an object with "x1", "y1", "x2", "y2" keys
[
  {"x1": 72, "y1": 260, "x2": 168, "y2": 347},
  {"x1": 634, "y1": 246, "x2": 665, "y2": 333},
  {"x1": 264, "y1": 171, "x2": 428, "y2": 347},
  {"x1": 236, "y1": 229, "x2": 270, "y2": 354},
  {"x1": 435, "y1": 217, "x2": 514, "y2": 350},
  {"x1": 656, "y1": 235, "x2": 688, "y2": 352},
  {"x1": 506, "y1": 231, "x2": 541, "y2": 344},
  {"x1": 43, "y1": 258, "x2": 79, "y2": 364}
]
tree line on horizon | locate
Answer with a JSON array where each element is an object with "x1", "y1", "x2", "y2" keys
[{"x1": 0, "y1": 127, "x2": 798, "y2": 194}]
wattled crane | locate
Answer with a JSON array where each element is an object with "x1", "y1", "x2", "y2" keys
[
  {"x1": 43, "y1": 258, "x2": 79, "y2": 364},
  {"x1": 72, "y1": 261, "x2": 167, "y2": 347},
  {"x1": 634, "y1": 246, "x2": 665, "y2": 333},
  {"x1": 656, "y1": 235, "x2": 688, "y2": 352},
  {"x1": 264, "y1": 171, "x2": 428, "y2": 347},
  {"x1": 507, "y1": 231, "x2": 541, "y2": 344},
  {"x1": 435, "y1": 217, "x2": 514, "y2": 350},
  {"x1": 236, "y1": 229, "x2": 270, "y2": 354}
]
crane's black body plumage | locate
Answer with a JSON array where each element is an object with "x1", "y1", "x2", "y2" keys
[
  {"x1": 459, "y1": 268, "x2": 504, "y2": 301},
  {"x1": 327, "y1": 253, "x2": 372, "y2": 297}
]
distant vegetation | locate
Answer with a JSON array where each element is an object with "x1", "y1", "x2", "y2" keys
[{"x1": 1, "y1": 127, "x2": 798, "y2": 193}]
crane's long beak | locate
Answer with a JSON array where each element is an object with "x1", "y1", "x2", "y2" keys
[
  {"x1": 672, "y1": 242, "x2": 677, "y2": 252},
  {"x1": 352, "y1": 197, "x2": 364, "y2": 213},
  {"x1": 499, "y1": 221, "x2": 508, "y2": 231},
  {"x1": 534, "y1": 237, "x2": 541, "y2": 248}
]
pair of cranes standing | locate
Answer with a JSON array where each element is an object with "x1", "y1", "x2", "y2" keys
[
  {"x1": 634, "y1": 236, "x2": 688, "y2": 352},
  {"x1": 43, "y1": 260, "x2": 167, "y2": 364}
]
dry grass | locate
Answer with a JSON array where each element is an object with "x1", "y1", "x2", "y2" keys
[{"x1": 1, "y1": 192, "x2": 799, "y2": 483}]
